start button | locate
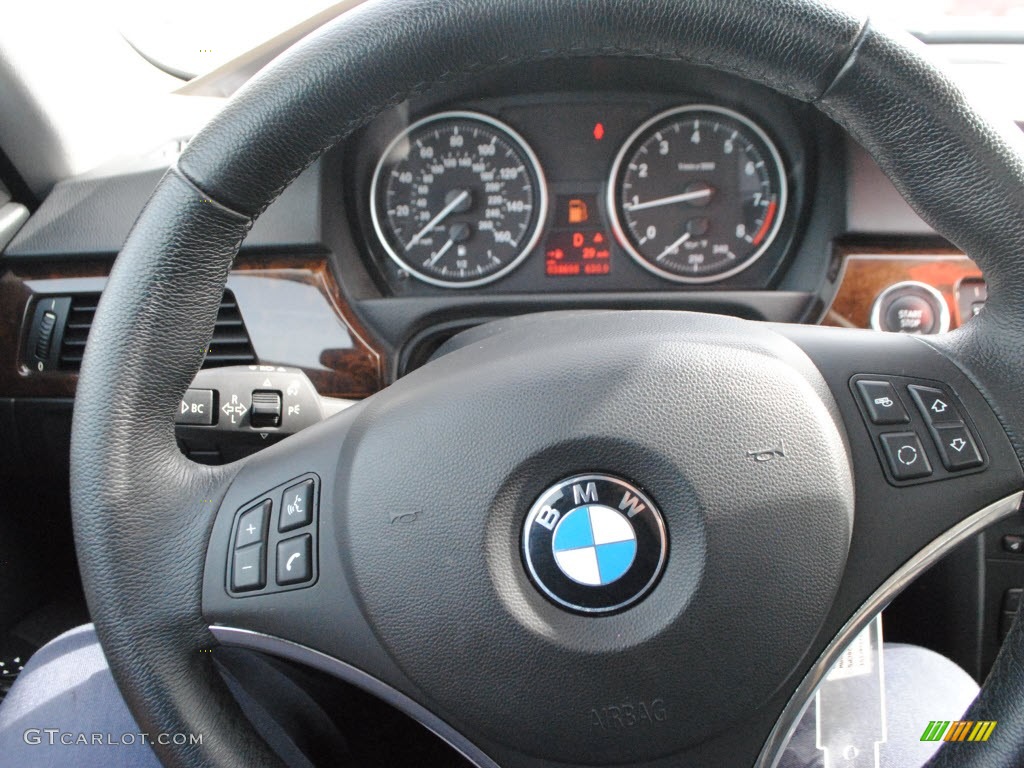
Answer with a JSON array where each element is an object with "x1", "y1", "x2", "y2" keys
[
  {"x1": 870, "y1": 281, "x2": 950, "y2": 335},
  {"x1": 886, "y1": 294, "x2": 935, "y2": 333}
]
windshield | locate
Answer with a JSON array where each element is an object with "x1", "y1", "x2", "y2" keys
[
  {"x1": 120, "y1": 0, "x2": 1024, "y2": 81},
  {"x1": 116, "y1": 0, "x2": 339, "y2": 80},
  {"x1": 865, "y1": 0, "x2": 1024, "y2": 37}
]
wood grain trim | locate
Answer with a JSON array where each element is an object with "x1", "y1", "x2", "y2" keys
[
  {"x1": 0, "y1": 256, "x2": 385, "y2": 399},
  {"x1": 822, "y1": 248, "x2": 983, "y2": 331}
]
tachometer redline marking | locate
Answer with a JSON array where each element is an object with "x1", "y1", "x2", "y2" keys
[{"x1": 752, "y1": 199, "x2": 778, "y2": 246}]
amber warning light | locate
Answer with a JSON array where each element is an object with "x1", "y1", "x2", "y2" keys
[
  {"x1": 545, "y1": 230, "x2": 611, "y2": 276},
  {"x1": 567, "y1": 199, "x2": 589, "y2": 224}
]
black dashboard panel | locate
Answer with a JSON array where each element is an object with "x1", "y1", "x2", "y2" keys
[
  {"x1": 1, "y1": 59, "x2": 851, "y2": 391},
  {"x1": 345, "y1": 59, "x2": 840, "y2": 298},
  {"x1": 5, "y1": 159, "x2": 325, "y2": 258}
]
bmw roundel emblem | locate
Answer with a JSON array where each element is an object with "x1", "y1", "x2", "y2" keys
[{"x1": 522, "y1": 474, "x2": 668, "y2": 614}]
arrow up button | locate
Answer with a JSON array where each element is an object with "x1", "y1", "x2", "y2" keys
[{"x1": 908, "y1": 385, "x2": 962, "y2": 426}]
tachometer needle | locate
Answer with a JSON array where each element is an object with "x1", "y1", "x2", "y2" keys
[
  {"x1": 655, "y1": 232, "x2": 691, "y2": 262},
  {"x1": 408, "y1": 190, "x2": 470, "y2": 248},
  {"x1": 625, "y1": 188, "x2": 711, "y2": 212},
  {"x1": 427, "y1": 237, "x2": 455, "y2": 266}
]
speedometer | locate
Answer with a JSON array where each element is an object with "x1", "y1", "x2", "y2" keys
[
  {"x1": 370, "y1": 111, "x2": 547, "y2": 288},
  {"x1": 608, "y1": 105, "x2": 788, "y2": 283}
]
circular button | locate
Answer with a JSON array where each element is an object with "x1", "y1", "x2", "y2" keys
[
  {"x1": 885, "y1": 294, "x2": 936, "y2": 333},
  {"x1": 870, "y1": 281, "x2": 950, "y2": 335}
]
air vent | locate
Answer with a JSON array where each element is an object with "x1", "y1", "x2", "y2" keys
[
  {"x1": 57, "y1": 290, "x2": 256, "y2": 371},
  {"x1": 202, "y1": 292, "x2": 258, "y2": 368},
  {"x1": 57, "y1": 295, "x2": 99, "y2": 370}
]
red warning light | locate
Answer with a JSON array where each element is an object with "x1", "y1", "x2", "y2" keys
[{"x1": 593, "y1": 122, "x2": 605, "y2": 141}]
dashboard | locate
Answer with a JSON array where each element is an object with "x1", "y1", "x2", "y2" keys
[
  {"x1": 0, "y1": 58, "x2": 990, "y2": 430},
  {"x1": 356, "y1": 99, "x2": 801, "y2": 292},
  {"x1": 346, "y1": 61, "x2": 828, "y2": 299}
]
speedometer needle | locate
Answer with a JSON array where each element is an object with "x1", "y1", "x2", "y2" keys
[
  {"x1": 427, "y1": 237, "x2": 455, "y2": 266},
  {"x1": 625, "y1": 188, "x2": 711, "y2": 212},
  {"x1": 407, "y1": 190, "x2": 470, "y2": 248},
  {"x1": 655, "y1": 232, "x2": 691, "y2": 262}
]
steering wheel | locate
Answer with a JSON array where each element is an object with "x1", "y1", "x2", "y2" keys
[{"x1": 70, "y1": 1, "x2": 1024, "y2": 766}]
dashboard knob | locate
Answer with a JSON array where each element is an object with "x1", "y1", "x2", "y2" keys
[{"x1": 870, "y1": 281, "x2": 951, "y2": 335}]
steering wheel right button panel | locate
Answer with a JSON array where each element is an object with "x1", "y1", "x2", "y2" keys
[{"x1": 850, "y1": 374, "x2": 988, "y2": 486}]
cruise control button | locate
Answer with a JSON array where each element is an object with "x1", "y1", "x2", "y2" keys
[
  {"x1": 907, "y1": 385, "x2": 961, "y2": 425},
  {"x1": 856, "y1": 380, "x2": 909, "y2": 424},
  {"x1": 277, "y1": 535, "x2": 313, "y2": 585},
  {"x1": 280, "y1": 480, "x2": 314, "y2": 532},
  {"x1": 879, "y1": 432, "x2": 932, "y2": 480},
  {"x1": 932, "y1": 424, "x2": 983, "y2": 471},
  {"x1": 236, "y1": 500, "x2": 270, "y2": 548},
  {"x1": 232, "y1": 543, "x2": 265, "y2": 591}
]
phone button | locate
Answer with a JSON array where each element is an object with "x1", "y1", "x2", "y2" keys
[{"x1": 276, "y1": 534, "x2": 313, "y2": 586}]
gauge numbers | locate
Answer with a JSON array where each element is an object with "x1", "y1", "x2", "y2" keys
[
  {"x1": 370, "y1": 112, "x2": 547, "y2": 288},
  {"x1": 608, "y1": 105, "x2": 788, "y2": 283}
]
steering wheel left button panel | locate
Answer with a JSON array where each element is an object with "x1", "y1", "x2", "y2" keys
[
  {"x1": 175, "y1": 366, "x2": 326, "y2": 464},
  {"x1": 227, "y1": 473, "x2": 320, "y2": 596}
]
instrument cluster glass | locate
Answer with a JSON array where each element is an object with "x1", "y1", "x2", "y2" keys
[
  {"x1": 370, "y1": 111, "x2": 547, "y2": 288},
  {"x1": 607, "y1": 105, "x2": 788, "y2": 283},
  {"x1": 369, "y1": 105, "x2": 789, "y2": 288}
]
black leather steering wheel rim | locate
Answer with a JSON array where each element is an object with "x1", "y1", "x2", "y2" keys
[{"x1": 70, "y1": 2, "x2": 1024, "y2": 767}]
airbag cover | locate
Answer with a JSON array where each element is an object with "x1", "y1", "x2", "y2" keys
[{"x1": 341, "y1": 311, "x2": 853, "y2": 763}]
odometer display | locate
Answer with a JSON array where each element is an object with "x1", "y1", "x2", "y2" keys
[
  {"x1": 608, "y1": 105, "x2": 787, "y2": 283},
  {"x1": 370, "y1": 112, "x2": 547, "y2": 288}
]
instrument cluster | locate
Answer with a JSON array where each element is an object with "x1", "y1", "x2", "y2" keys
[{"x1": 352, "y1": 89, "x2": 812, "y2": 295}]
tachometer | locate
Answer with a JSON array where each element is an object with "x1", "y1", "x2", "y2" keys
[
  {"x1": 608, "y1": 105, "x2": 787, "y2": 283},
  {"x1": 370, "y1": 111, "x2": 547, "y2": 288}
]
